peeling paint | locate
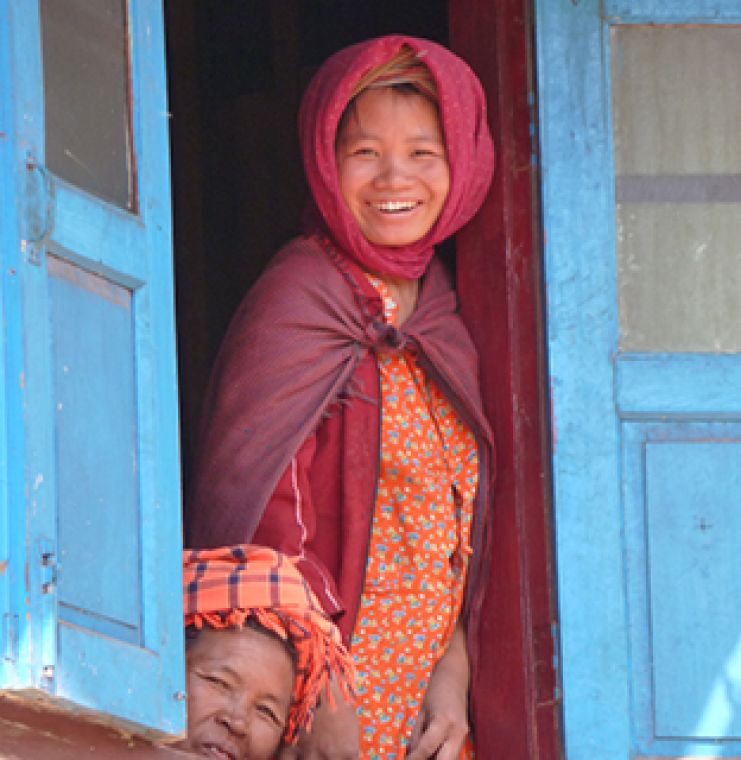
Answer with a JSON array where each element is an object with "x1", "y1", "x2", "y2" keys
[{"x1": 0, "y1": 560, "x2": 8, "y2": 575}]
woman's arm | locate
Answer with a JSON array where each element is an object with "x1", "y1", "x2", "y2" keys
[
  {"x1": 251, "y1": 431, "x2": 345, "y2": 619},
  {"x1": 406, "y1": 620, "x2": 471, "y2": 760},
  {"x1": 255, "y1": 433, "x2": 361, "y2": 759}
]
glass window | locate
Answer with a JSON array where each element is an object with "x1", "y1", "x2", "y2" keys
[
  {"x1": 613, "y1": 26, "x2": 741, "y2": 352},
  {"x1": 41, "y1": 0, "x2": 134, "y2": 211}
]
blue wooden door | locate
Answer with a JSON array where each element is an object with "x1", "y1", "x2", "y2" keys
[
  {"x1": 536, "y1": 1, "x2": 741, "y2": 758},
  {"x1": 0, "y1": 0, "x2": 184, "y2": 735}
]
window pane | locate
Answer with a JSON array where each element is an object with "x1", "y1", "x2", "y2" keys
[
  {"x1": 613, "y1": 26, "x2": 741, "y2": 352},
  {"x1": 41, "y1": 0, "x2": 134, "y2": 211}
]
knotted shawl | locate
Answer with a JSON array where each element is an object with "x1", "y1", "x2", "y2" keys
[
  {"x1": 184, "y1": 543, "x2": 355, "y2": 742},
  {"x1": 187, "y1": 236, "x2": 493, "y2": 551}
]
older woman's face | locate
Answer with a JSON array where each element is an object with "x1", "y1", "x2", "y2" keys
[
  {"x1": 335, "y1": 87, "x2": 450, "y2": 248},
  {"x1": 179, "y1": 627, "x2": 294, "y2": 760}
]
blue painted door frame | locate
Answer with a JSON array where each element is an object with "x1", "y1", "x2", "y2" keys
[
  {"x1": 536, "y1": 1, "x2": 741, "y2": 758},
  {"x1": 0, "y1": 0, "x2": 184, "y2": 735}
]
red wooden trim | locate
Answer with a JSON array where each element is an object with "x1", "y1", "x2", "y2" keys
[{"x1": 450, "y1": 1, "x2": 563, "y2": 757}]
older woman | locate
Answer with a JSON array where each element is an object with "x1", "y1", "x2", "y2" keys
[
  {"x1": 189, "y1": 35, "x2": 495, "y2": 759},
  {"x1": 179, "y1": 544, "x2": 354, "y2": 760}
]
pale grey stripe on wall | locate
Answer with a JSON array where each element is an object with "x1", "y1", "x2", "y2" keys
[{"x1": 616, "y1": 174, "x2": 741, "y2": 203}]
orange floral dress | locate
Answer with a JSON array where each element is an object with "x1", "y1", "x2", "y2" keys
[{"x1": 350, "y1": 277, "x2": 478, "y2": 759}]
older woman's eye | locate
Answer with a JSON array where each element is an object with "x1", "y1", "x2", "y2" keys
[
  {"x1": 257, "y1": 703, "x2": 283, "y2": 726},
  {"x1": 202, "y1": 673, "x2": 229, "y2": 689}
]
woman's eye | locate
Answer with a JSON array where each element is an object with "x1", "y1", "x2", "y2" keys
[
  {"x1": 351, "y1": 146, "x2": 376, "y2": 157},
  {"x1": 203, "y1": 673, "x2": 228, "y2": 689},
  {"x1": 412, "y1": 148, "x2": 441, "y2": 158},
  {"x1": 257, "y1": 704, "x2": 282, "y2": 725}
]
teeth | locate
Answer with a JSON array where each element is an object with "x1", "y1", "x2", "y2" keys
[
  {"x1": 373, "y1": 200, "x2": 418, "y2": 212},
  {"x1": 205, "y1": 745, "x2": 232, "y2": 760}
]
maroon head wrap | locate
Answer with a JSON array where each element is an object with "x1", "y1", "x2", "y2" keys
[{"x1": 299, "y1": 35, "x2": 495, "y2": 280}]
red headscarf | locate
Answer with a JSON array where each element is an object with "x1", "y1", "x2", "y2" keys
[{"x1": 299, "y1": 35, "x2": 495, "y2": 280}]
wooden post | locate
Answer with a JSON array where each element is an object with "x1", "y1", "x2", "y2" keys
[{"x1": 450, "y1": 1, "x2": 563, "y2": 756}]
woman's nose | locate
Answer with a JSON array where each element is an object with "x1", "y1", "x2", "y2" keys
[
  {"x1": 219, "y1": 704, "x2": 250, "y2": 738},
  {"x1": 375, "y1": 154, "x2": 411, "y2": 187}
]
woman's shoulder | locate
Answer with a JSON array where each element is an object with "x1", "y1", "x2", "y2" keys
[
  {"x1": 266, "y1": 235, "x2": 335, "y2": 279},
  {"x1": 237, "y1": 235, "x2": 354, "y2": 323}
]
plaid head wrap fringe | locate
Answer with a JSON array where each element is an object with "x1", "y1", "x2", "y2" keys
[{"x1": 183, "y1": 544, "x2": 356, "y2": 743}]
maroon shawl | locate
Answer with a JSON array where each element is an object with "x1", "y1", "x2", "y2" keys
[{"x1": 188, "y1": 236, "x2": 492, "y2": 549}]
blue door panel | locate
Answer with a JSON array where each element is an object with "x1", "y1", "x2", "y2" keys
[
  {"x1": 617, "y1": 355, "x2": 741, "y2": 417},
  {"x1": 622, "y1": 422, "x2": 741, "y2": 757},
  {"x1": 1, "y1": 0, "x2": 185, "y2": 735},
  {"x1": 57, "y1": 621, "x2": 178, "y2": 732},
  {"x1": 647, "y1": 441, "x2": 741, "y2": 742},
  {"x1": 49, "y1": 255, "x2": 141, "y2": 637},
  {"x1": 537, "y1": 1, "x2": 741, "y2": 758}
]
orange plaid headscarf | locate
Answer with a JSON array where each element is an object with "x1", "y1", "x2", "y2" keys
[{"x1": 183, "y1": 544, "x2": 355, "y2": 743}]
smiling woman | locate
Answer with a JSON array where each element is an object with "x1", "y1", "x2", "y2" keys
[
  {"x1": 182, "y1": 625, "x2": 295, "y2": 760},
  {"x1": 188, "y1": 35, "x2": 495, "y2": 759},
  {"x1": 177, "y1": 545, "x2": 355, "y2": 760},
  {"x1": 335, "y1": 86, "x2": 450, "y2": 249}
]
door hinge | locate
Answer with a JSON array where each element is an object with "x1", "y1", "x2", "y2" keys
[
  {"x1": 40, "y1": 544, "x2": 57, "y2": 596},
  {"x1": 20, "y1": 152, "x2": 54, "y2": 266}
]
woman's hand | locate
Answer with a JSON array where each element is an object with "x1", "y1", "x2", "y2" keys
[
  {"x1": 406, "y1": 622, "x2": 471, "y2": 760},
  {"x1": 277, "y1": 673, "x2": 360, "y2": 760}
]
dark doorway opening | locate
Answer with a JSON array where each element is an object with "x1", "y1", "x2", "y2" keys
[
  {"x1": 165, "y1": 1, "x2": 448, "y2": 490},
  {"x1": 165, "y1": 5, "x2": 563, "y2": 757}
]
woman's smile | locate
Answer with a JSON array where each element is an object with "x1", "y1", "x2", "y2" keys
[
  {"x1": 335, "y1": 87, "x2": 450, "y2": 247},
  {"x1": 371, "y1": 200, "x2": 421, "y2": 213}
]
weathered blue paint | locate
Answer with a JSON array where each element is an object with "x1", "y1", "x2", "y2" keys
[
  {"x1": 537, "y1": 1, "x2": 741, "y2": 758},
  {"x1": 0, "y1": 0, "x2": 23, "y2": 690},
  {"x1": 535, "y1": 2, "x2": 630, "y2": 757},
  {"x1": 2, "y1": 0, "x2": 184, "y2": 736},
  {"x1": 605, "y1": 0, "x2": 741, "y2": 21},
  {"x1": 622, "y1": 422, "x2": 741, "y2": 756},
  {"x1": 0, "y1": 0, "x2": 45, "y2": 694},
  {"x1": 617, "y1": 354, "x2": 741, "y2": 417},
  {"x1": 49, "y1": 258, "x2": 141, "y2": 642}
]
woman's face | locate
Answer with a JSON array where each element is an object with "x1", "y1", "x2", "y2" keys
[
  {"x1": 335, "y1": 87, "x2": 450, "y2": 248},
  {"x1": 179, "y1": 627, "x2": 294, "y2": 760}
]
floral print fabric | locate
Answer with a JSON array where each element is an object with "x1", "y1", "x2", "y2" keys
[{"x1": 351, "y1": 277, "x2": 478, "y2": 758}]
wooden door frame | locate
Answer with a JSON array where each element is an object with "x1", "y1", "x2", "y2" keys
[
  {"x1": 451, "y1": 1, "x2": 563, "y2": 757},
  {"x1": 165, "y1": 0, "x2": 563, "y2": 752}
]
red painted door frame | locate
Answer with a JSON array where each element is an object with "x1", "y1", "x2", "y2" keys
[{"x1": 450, "y1": 1, "x2": 563, "y2": 757}]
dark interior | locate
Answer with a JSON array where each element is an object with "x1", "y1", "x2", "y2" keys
[{"x1": 164, "y1": 1, "x2": 448, "y2": 491}]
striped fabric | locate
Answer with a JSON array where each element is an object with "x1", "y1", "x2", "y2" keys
[{"x1": 183, "y1": 544, "x2": 355, "y2": 742}]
